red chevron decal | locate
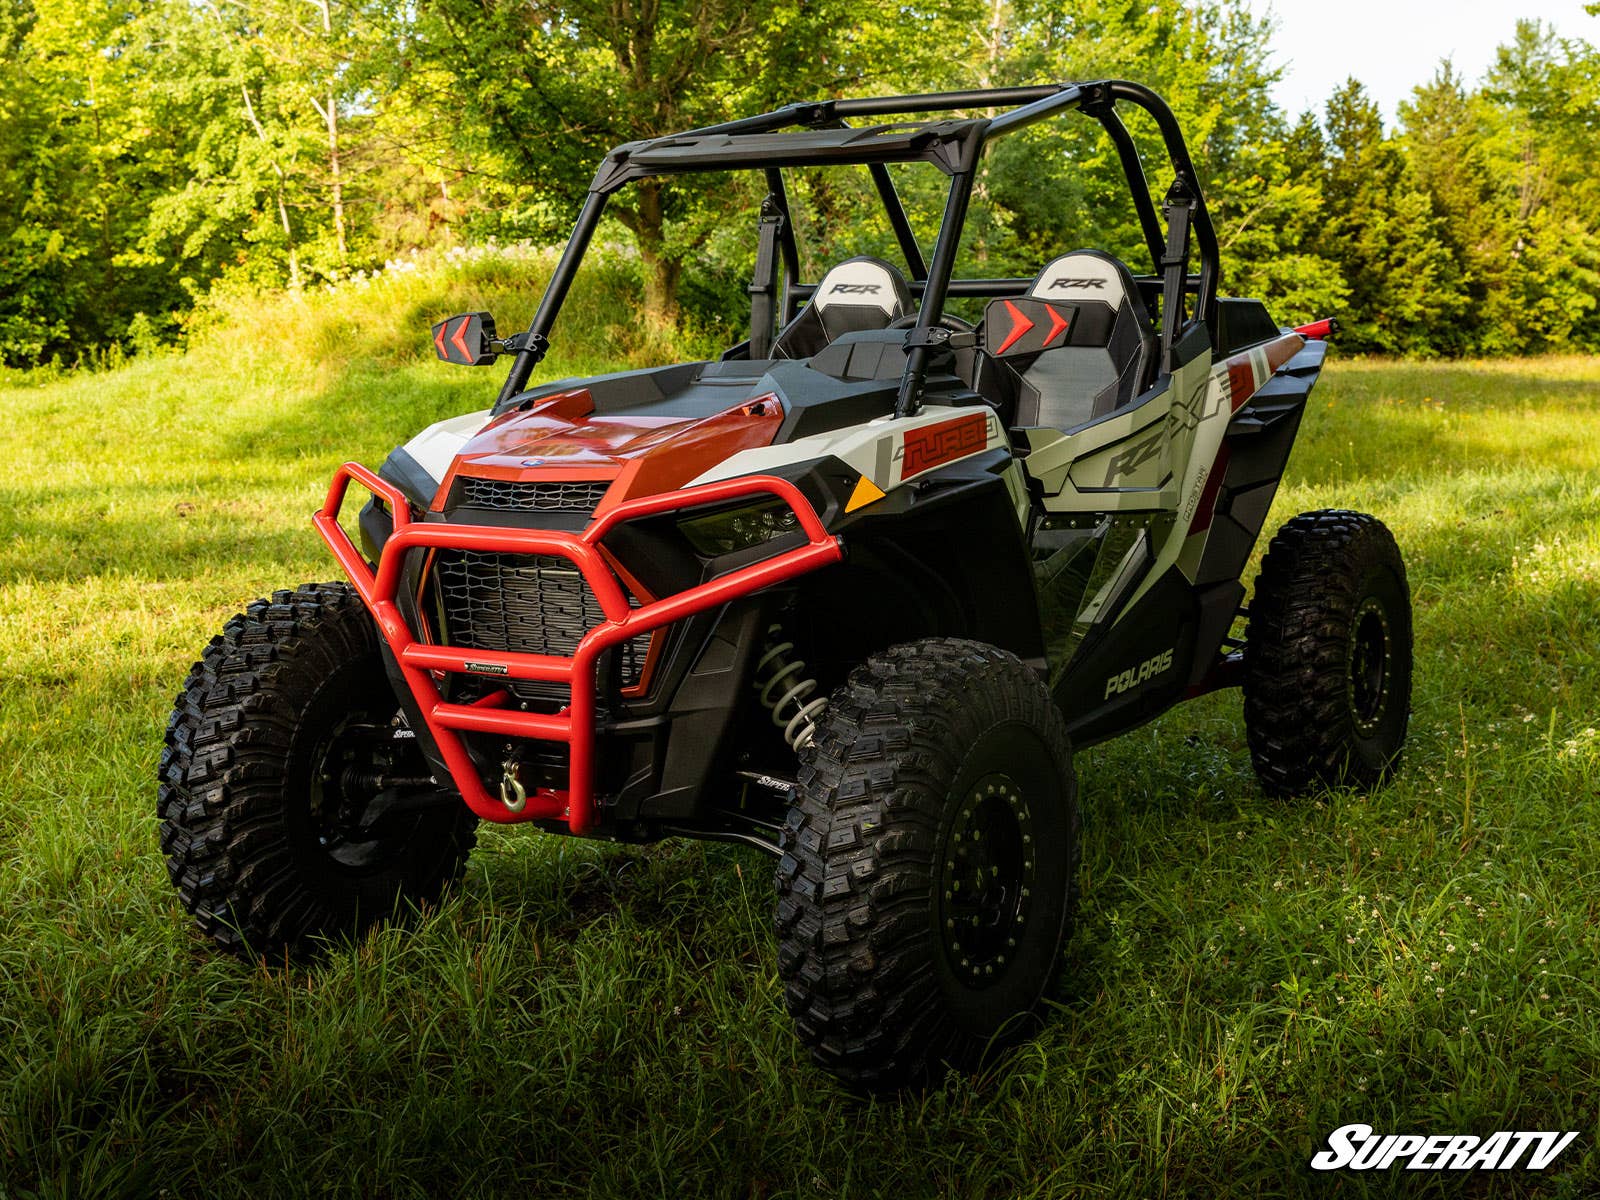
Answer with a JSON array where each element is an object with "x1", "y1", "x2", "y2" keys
[
  {"x1": 1043, "y1": 304, "x2": 1070, "y2": 347},
  {"x1": 433, "y1": 321, "x2": 449, "y2": 358},
  {"x1": 994, "y1": 299, "x2": 1035, "y2": 355},
  {"x1": 449, "y1": 316, "x2": 474, "y2": 361}
]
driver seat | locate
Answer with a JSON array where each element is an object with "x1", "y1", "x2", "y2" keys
[{"x1": 772, "y1": 256, "x2": 912, "y2": 359}]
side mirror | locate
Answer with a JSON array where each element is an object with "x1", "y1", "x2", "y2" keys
[{"x1": 431, "y1": 311, "x2": 499, "y2": 365}]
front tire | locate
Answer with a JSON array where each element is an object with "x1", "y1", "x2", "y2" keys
[
  {"x1": 775, "y1": 639, "x2": 1079, "y2": 1090},
  {"x1": 1243, "y1": 510, "x2": 1413, "y2": 795},
  {"x1": 157, "y1": 583, "x2": 477, "y2": 958}
]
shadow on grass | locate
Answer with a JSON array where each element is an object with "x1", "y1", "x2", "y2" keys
[{"x1": 0, "y1": 488, "x2": 315, "y2": 588}]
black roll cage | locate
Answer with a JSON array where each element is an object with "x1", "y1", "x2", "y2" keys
[{"x1": 495, "y1": 80, "x2": 1220, "y2": 418}]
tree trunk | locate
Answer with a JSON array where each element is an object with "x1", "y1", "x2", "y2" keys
[
  {"x1": 326, "y1": 89, "x2": 347, "y2": 261},
  {"x1": 310, "y1": 0, "x2": 347, "y2": 262},
  {"x1": 630, "y1": 179, "x2": 680, "y2": 326},
  {"x1": 238, "y1": 80, "x2": 300, "y2": 289},
  {"x1": 278, "y1": 192, "x2": 302, "y2": 289}
]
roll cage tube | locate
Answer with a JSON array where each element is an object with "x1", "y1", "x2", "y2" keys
[{"x1": 493, "y1": 80, "x2": 1220, "y2": 415}]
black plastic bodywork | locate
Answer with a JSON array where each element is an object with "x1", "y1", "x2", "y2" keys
[{"x1": 361, "y1": 82, "x2": 1328, "y2": 848}]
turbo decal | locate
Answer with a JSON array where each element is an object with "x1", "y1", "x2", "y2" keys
[{"x1": 899, "y1": 412, "x2": 990, "y2": 479}]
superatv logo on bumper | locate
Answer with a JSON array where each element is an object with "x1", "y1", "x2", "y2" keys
[{"x1": 1311, "y1": 1125, "x2": 1578, "y2": 1172}]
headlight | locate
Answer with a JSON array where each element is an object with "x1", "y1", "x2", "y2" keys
[{"x1": 679, "y1": 500, "x2": 801, "y2": 556}]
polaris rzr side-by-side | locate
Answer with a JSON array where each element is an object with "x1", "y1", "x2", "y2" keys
[{"x1": 158, "y1": 81, "x2": 1413, "y2": 1088}]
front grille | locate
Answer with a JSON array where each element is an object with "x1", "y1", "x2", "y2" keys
[
  {"x1": 455, "y1": 477, "x2": 612, "y2": 512},
  {"x1": 433, "y1": 550, "x2": 647, "y2": 700}
]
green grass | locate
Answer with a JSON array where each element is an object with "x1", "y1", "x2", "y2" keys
[{"x1": 1, "y1": 276, "x2": 1598, "y2": 1199}]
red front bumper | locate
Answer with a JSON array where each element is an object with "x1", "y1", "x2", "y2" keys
[{"x1": 312, "y1": 463, "x2": 843, "y2": 834}]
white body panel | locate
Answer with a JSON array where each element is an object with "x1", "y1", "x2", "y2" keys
[
  {"x1": 687, "y1": 404, "x2": 1006, "y2": 493},
  {"x1": 402, "y1": 410, "x2": 493, "y2": 483}
]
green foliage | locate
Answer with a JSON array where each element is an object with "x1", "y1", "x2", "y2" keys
[
  {"x1": 2, "y1": 322, "x2": 1599, "y2": 1193},
  {"x1": 1, "y1": 0, "x2": 1597, "y2": 364}
]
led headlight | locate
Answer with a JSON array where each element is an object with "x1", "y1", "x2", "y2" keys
[{"x1": 679, "y1": 500, "x2": 801, "y2": 556}]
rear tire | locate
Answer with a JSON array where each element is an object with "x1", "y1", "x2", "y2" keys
[
  {"x1": 1243, "y1": 510, "x2": 1412, "y2": 795},
  {"x1": 775, "y1": 639, "x2": 1079, "y2": 1090},
  {"x1": 157, "y1": 583, "x2": 477, "y2": 958}
]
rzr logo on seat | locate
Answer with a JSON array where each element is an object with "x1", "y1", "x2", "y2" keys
[
  {"x1": 1048, "y1": 277, "x2": 1107, "y2": 290},
  {"x1": 830, "y1": 283, "x2": 882, "y2": 295},
  {"x1": 1104, "y1": 647, "x2": 1174, "y2": 697}
]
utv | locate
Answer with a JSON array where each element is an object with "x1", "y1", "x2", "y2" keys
[{"x1": 159, "y1": 81, "x2": 1413, "y2": 1088}]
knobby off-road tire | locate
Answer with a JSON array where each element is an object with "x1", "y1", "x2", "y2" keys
[
  {"x1": 1244, "y1": 510, "x2": 1412, "y2": 796},
  {"x1": 775, "y1": 639, "x2": 1079, "y2": 1090},
  {"x1": 158, "y1": 583, "x2": 477, "y2": 958}
]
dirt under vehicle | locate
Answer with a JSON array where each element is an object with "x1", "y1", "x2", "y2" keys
[{"x1": 158, "y1": 81, "x2": 1415, "y2": 1088}]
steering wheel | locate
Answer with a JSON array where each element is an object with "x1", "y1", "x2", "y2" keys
[{"x1": 888, "y1": 312, "x2": 975, "y2": 334}]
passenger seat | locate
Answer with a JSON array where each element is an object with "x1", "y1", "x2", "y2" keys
[{"x1": 984, "y1": 250, "x2": 1156, "y2": 429}]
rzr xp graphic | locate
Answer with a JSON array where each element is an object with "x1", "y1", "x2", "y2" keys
[{"x1": 159, "y1": 81, "x2": 1413, "y2": 1089}]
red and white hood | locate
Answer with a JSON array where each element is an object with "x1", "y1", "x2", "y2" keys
[{"x1": 400, "y1": 389, "x2": 785, "y2": 515}]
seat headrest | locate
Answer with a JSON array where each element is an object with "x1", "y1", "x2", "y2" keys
[
  {"x1": 1029, "y1": 250, "x2": 1136, "y2": 308},
  {"x1": 811, "y1": 256, "x2": 911, "y2": 318}
]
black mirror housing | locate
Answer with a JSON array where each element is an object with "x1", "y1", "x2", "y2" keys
[{"x1": 431, "y1": 312, "x2": 499, "y2": 365}]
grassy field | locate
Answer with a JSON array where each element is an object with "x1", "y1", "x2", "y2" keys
[{"x1": 1, "y1": 269, "x2": 1598, "y2": 1197}]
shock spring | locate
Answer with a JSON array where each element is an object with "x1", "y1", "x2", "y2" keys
[{"x1": 754, "y1": 624, "x2": 828, "y2": 752}]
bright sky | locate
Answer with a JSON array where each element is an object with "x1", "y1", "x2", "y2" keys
[{"x1": 1243, "y1": 0, "x2": 1599, "y2": 123}]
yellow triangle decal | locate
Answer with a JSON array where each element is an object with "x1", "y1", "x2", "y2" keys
[{"x1": 846, "y1": 474, "x2": 887, "y2": 513}]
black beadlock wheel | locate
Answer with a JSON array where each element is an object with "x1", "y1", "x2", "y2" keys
[
  {"x1": 775, "y1": 638, "x2": 1079, "y2": 1090},
  {"x1": 1243, "y1": 510, "x2": 1413, "y2": 796},
  {"x1": 157, "y1": 583, "x2": 477, "y2": 958}
]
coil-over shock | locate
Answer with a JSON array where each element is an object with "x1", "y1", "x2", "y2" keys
[{"x1": 753, "y1": 624, "x2": 827, "y2": 752}]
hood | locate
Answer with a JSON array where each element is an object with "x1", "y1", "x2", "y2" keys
[{"x1": 437, "y1": 388, "x2": 785, "y2": 511}]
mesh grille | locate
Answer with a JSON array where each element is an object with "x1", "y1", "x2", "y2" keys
[
  {"x1": 434, "y1": 550, "x2": 646, "y2": 699},
  {"x1": 455, "y1": 477, "x2": 612, "y2": 512}
]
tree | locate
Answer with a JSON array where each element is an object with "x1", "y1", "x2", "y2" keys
[
  {"x1": 412, "y1": 0, "x2": 869, "y2": 322},
  {"x1": 1397, "y1": 64, "x2": 1502, "y2": 354},
  {"x1": 1318, "y1": 79, "x2": 1467, "y2": 353},
  {"x1": 0, "y1": 0, "x2": 202, "y2": 362}
]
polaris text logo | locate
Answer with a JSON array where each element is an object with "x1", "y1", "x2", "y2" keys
[
  {"x1": 828, "y1": 282, "x2": 882, "y2": 295},
  {"x1": 1048, "y1": 276, "x2": 1106, "y2": 290},
  {"x1": 1311, "y1": 1125, "x2": 1578, "y2": 1172},
  {"x1": 1104, "y1": 647, "x2": 1173, "y2": 697}
]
